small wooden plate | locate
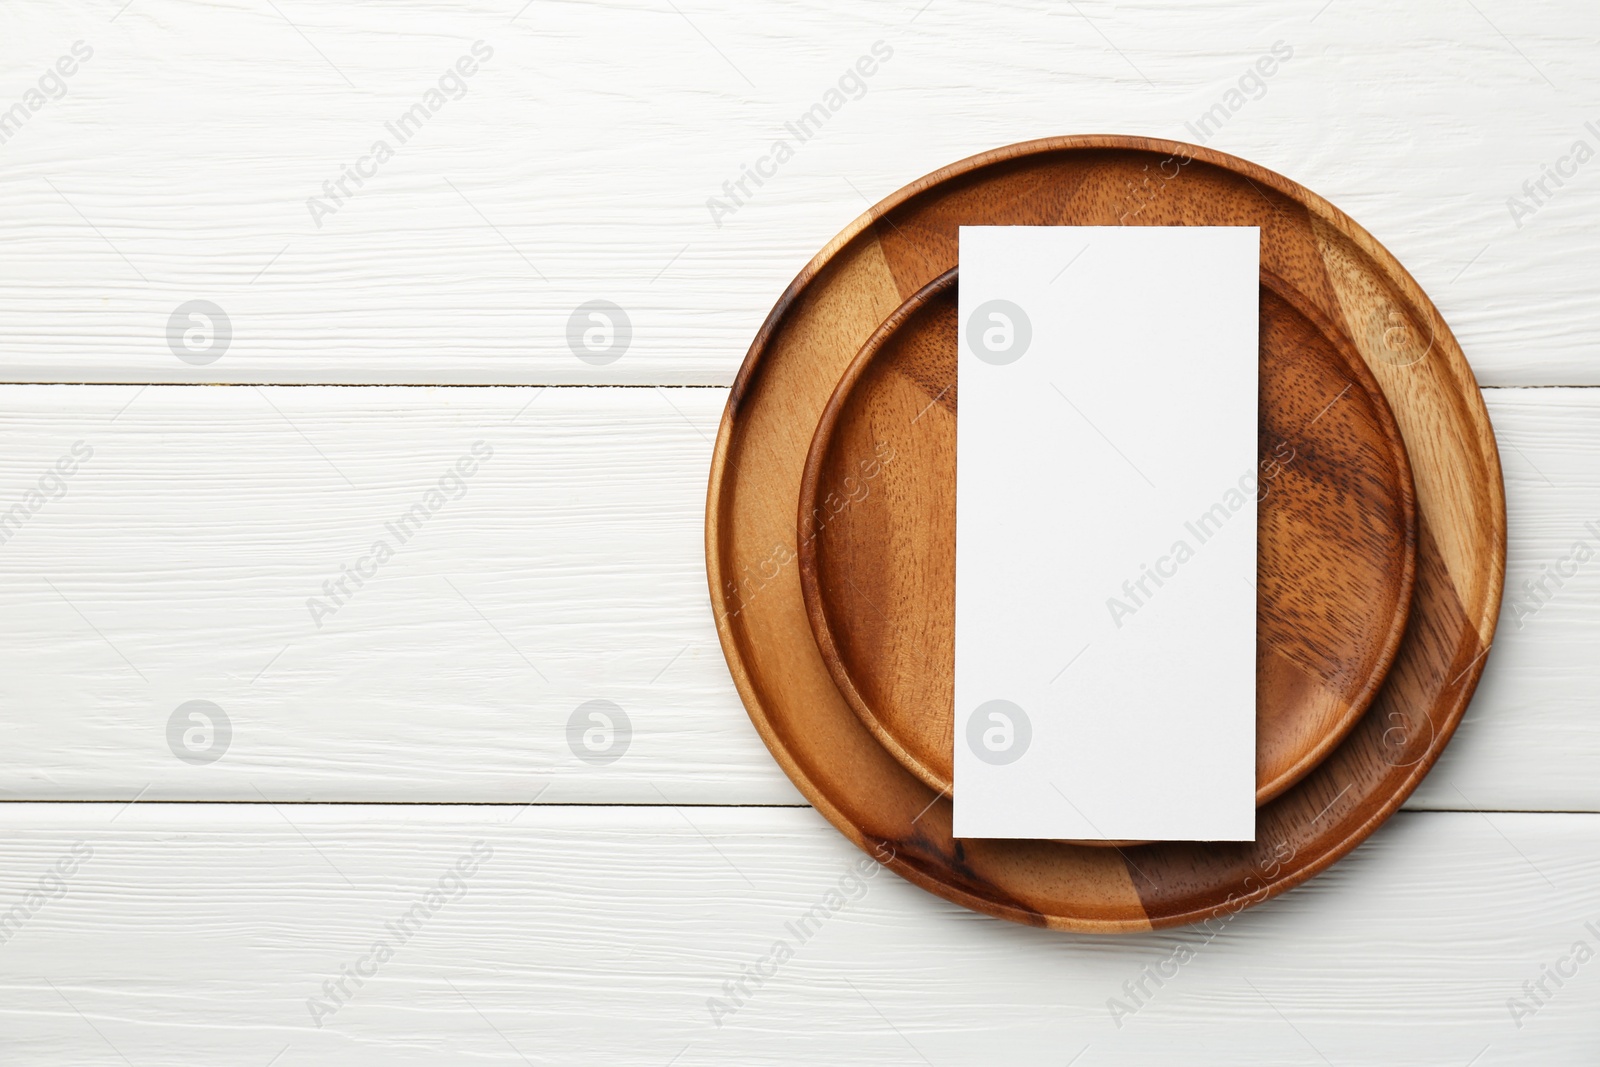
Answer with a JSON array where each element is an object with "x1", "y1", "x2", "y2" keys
[
  {"x1": 705, "y1": 136, "x2": 1506, "y2": 931},
  {"x1": 796, "y1": 266, "x2": 1417, "y2": 812}
]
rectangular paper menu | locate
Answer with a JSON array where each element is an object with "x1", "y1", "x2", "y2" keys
[{"x1": 953, "y1": 225, "x2": 1259, "y2": 841}]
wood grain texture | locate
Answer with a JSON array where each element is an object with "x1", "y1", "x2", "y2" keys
[
  {"x1": 0, "y1": 0, "x2": 1594, "y2": 1055},
  {"x1": 797, "y1": 266, "x2": 1417, "y2": 806},
  {"x1": 0, "y1": 384, "x2": 1589, "y2": 811},
  {"x1": 707, "y1": 137, "x2": 1504, "y2": 930},
  {"x1": 0, "y1": 803, "x2": 1593, "y2": 1065},
  {"x1": 0, "y1": 0, "x2": 1597, "y2": 385},
  {"x1": 0, "y1": 384, "x2": 800, "y2": 804}
]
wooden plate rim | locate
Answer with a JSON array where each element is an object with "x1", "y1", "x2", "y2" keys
[
  {"x1": 706, "y1": 134, "x2": 1507, "y2": 931},
  {"x1": 794, "y1": 265, "x2": 956, "y2": 792}
]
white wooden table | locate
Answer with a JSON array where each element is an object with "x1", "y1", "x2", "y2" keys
[{"x1": 1, "y1": 1, "x2": 1597, "y2": 1062}]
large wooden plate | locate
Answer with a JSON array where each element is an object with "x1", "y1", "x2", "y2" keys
[
  {"x1": 795, "y1": 265, "x2": 1417, "y2": 809},
  {"x1": 705, "y1": 136, "x2": 1505, "y2": 931}
]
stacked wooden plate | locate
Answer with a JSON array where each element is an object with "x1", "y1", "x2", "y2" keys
[{"x1": 704, "y1": 136, "x2": 1506, "y2": 932}]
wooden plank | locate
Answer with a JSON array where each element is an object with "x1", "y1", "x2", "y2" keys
[
  {"x1": 0, "y1": 384, "x2": 1593, "y2": 809},
  {"x1": 0, "y1": 803, "x2": 1592, "y2": 1064},
  {"x1": 1412, "y1": 387, "x2": 1600, "y2": 812},
  {"x1": 0, "y1": 1, "x2": 1596, "y2": 385},
  {"x1": 0, "y1": 384, "x2": 793, "y2": 802}
]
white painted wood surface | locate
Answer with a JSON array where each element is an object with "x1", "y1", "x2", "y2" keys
[
  {"x1": 4, "y1": 0, "x2": 1599, "y2": 1061},
  {"x1": 0, "y1": 0, "x2": 1598, "y2": 385},
  {"x1": 0, "y1": 804, "x2": 1595, "y2": 1065},
  {"x1": 0, "y1": 385, "x2": 1593, "y2": 812}
]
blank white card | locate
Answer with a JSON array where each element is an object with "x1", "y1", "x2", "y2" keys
[{"x1": 953, "y1": 226, "x2": 1259, "y2": 841}]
